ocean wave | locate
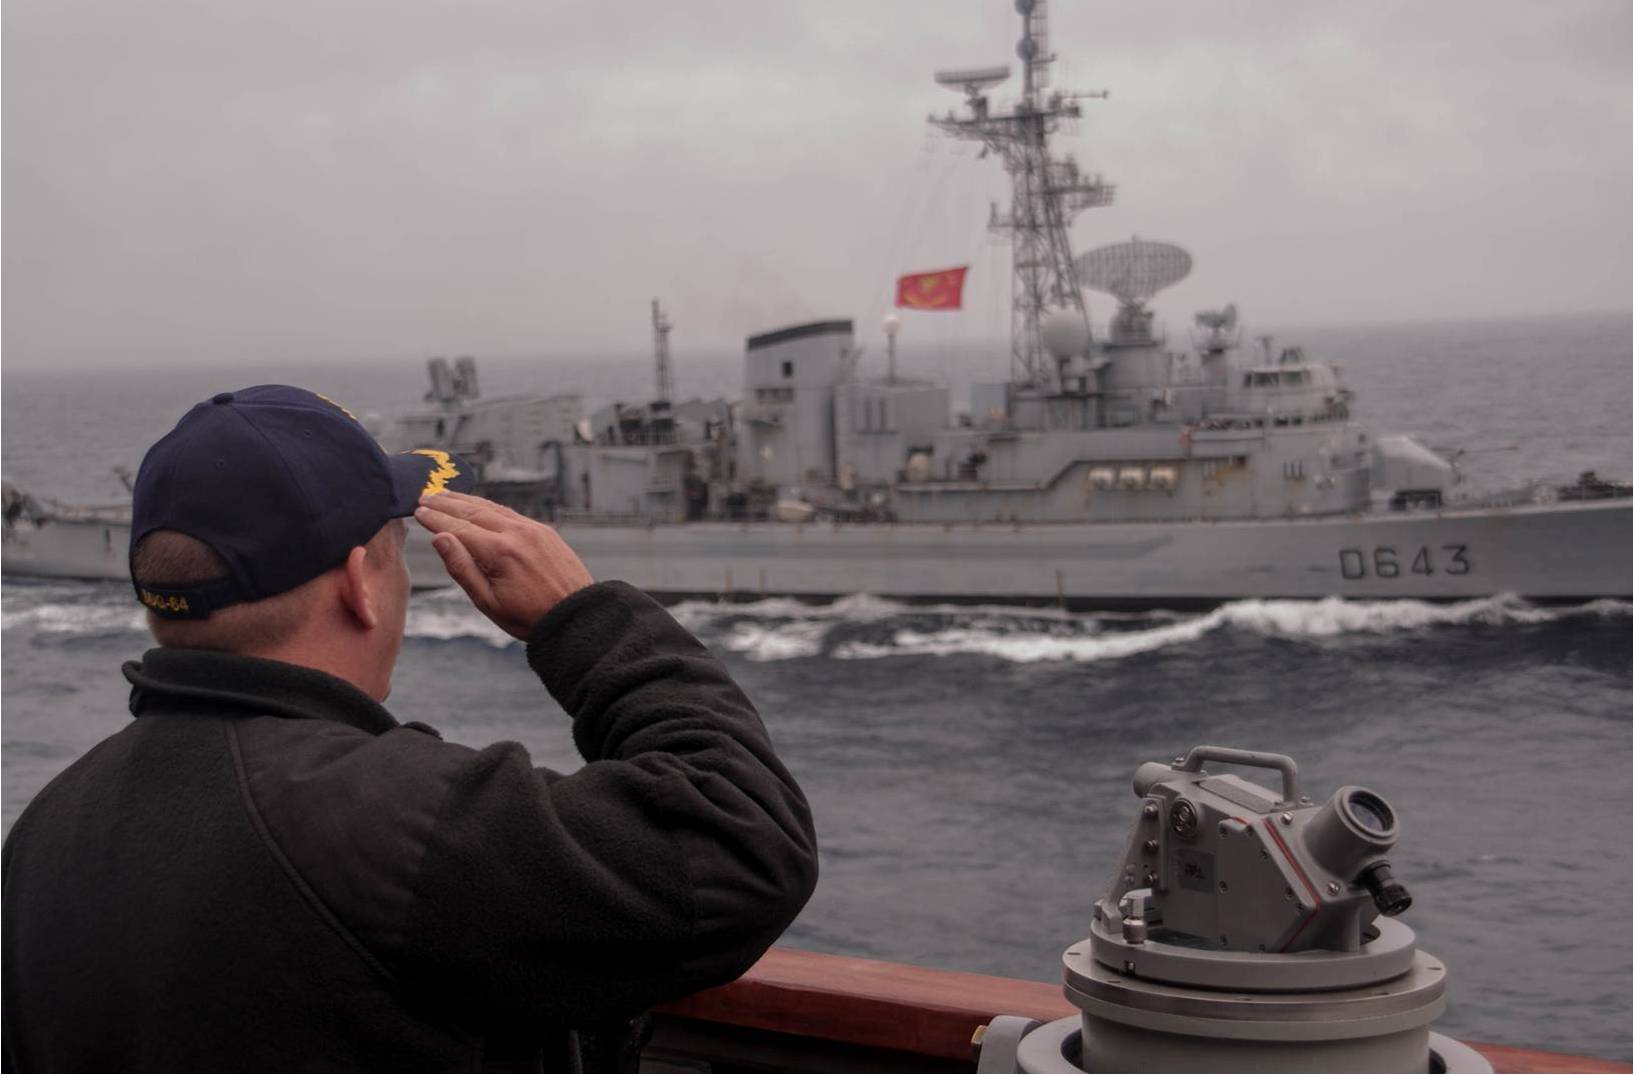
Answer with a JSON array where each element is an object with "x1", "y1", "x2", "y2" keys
[
  {"x1": 832, "y1": 616, "x2": 1218, "y2": 664},
  {"x1": 0, "y1": 584, "x2": 520, "y2": 649},
  {"x1": 3, "y1": 585, "x2": 1626, "y2": 665},
  {"x1": 668, "y1": 592, "x2": 914, "y2": 630},
  {"x1": 402, "y1": 608, "x2": 517, "y2": 648},
  {"x1": 716, "y1": 619, "x2": 834, "y2": 661},
  {"x1": 699, "y1": 593, "x2": 1633, "y2": 665},
  {"x1": 0, "y1": 600, "x2": 146, "y2": 635}
]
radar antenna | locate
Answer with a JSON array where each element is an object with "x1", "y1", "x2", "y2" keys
[
  {"x1": 1193, "y1": 304, "x2": 1238, "y2": 331},
  {"x1": 652, "y1": 298, "x2": 674, "y2": 404},
  {"x1": 1192, "y1": 302, "x2": 1240, "y2": 354},
  {"x1": 1075, "y1": 237, "x2": 1192, "y2": 347},
  {"x1": 931, "y1": 0, "x2": 1114, "y2": 388}
]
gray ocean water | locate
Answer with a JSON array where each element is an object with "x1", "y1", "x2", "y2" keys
[{"x1": 3, "y1": 312, "x2": 1631, "y2": 1060}]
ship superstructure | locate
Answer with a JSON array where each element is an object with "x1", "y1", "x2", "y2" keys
[{"x1": 378, "y1": 0, "x2": 1444, "y2": 534}]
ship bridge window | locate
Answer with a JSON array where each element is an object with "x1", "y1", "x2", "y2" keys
[
  {"x1": 781, "y1": 361, "x2": 794, "y2": 379},
  {"x1": 1243, "y1": 370, "x2": 1311, "y2": 388}
]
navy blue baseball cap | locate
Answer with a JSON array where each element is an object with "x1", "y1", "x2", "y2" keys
[{"x1": 130, "y1": 385, "x2": 474, "y2": 619}]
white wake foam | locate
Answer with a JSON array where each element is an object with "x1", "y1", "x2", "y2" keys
[
  {"x1": 0, "y1": 584, "x2": 520, "y2": 648},
  {"x1": 402, "y1": 607, "x2": 516, "y2": 648},
  {"x1": 3, "y1": 586, "x2": 1625, "y2": 667},
  {"x1": 668, "y1": 592, "x2": 910, "y2": 631},
  {"x1": 833, "y1": 615, "x2": 1220, "y2": 664},
  {"x1": 700, "y1": 593, "x2": 1631, "y2": 665},
  {"x1": 1213, "y1": 593, "x2": 1564, "y2": 637},
  {"x1": 0, "y1": 600, "x2": 147, "y2": 635},
  {"x1": 717, "y1": 620, "x2": 831, "y2": 661}
]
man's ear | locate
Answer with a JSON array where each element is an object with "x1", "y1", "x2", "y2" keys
[{"x1": 339, "y1": 545, "x2": 379, "y2": 631}]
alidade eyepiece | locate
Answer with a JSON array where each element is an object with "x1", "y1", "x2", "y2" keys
[
  {"x1": 1342, "y1": 788, "x2": 1396, "y2": 839},
  {"x1": 1358, "y1": 861, "x2": 1413, "y2": 917},
  {"x1": 1303, "y1": 784, "x2": 1400, "y2": 894}
]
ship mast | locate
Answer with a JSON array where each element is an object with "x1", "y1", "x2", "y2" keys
[
  {"x1": 930, "y1": 0, "x2": 1113, "y2": 389},
  {"x1": 652, "y1": 298, "x2": 674, "y2": 404}
]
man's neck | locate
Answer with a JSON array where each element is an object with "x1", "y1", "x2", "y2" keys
[{"x1": 246, "y1": 636, "x2": 389, "y2": 702}]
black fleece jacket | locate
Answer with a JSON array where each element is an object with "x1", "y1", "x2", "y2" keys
[{"x1": 1, "y1": 581, "x2": 817, "y2": 1072}]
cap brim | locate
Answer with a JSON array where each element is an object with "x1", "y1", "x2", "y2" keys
[{"x1": 386, "y1": 448, "x2": 477, "y2": 516}]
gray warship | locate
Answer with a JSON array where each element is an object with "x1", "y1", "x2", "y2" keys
[
  {"x1": 4, "y1": 1, "x2": 1629, "y2": 605},
  {"x1": 371, "y1": 2, "x2": 1628, "y2": 607}
]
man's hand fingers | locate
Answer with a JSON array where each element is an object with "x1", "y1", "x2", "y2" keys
[
  {"x1": 414, "y1": 504, "x2": 505, "y2": 552},
  {"x1": 417, "y1": 491, "x2": 593, "y2": 640},
  {"x1": 430, "y1": 532, "x2": 494, "y2": 607},
  {"x1": 418, "y1": 491, "x2": 524, "y2": 531}
]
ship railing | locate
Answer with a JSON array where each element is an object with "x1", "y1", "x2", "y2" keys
[
  {"x1": 38, "y1": 502, "x2": 134, "y2": 524},
  {"x1": 1192, "y1": 404, "x2": 1349, "y2": 433},
  {"x1": 647, "y1": 946, "x2": 1613, "y2": 1074},
  {"x1": 554, "y1": 509, "x2": 672, "y2": 527}
]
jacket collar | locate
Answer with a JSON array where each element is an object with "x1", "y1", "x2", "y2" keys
[{"x1": 123, "y1": 649, "x2": 399, "y2": 736}]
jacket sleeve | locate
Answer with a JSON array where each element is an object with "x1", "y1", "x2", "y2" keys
[{"x1": 397, "y1": 581, "x2": 818, "y2": 1025}]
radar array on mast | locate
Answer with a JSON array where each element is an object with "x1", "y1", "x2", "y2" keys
[
  {"x1": 930, "y1": 0, "x2": 1113, "y2": 388},
  {"x1": 1074, "y1": 237, "x2": 1193, "y2": 349},
  {"x1": 1075, "y1": 238, "x2": 1192, "y2": 307}
]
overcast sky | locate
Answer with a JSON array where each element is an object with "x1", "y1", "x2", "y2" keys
[{"x1": 4, "y1": 1, "x2": 1629, "y2": 370}]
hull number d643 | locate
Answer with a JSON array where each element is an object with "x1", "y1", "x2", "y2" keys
[{"x1": 1339, "y1": 544, "x2": 1471, "y2": 581}]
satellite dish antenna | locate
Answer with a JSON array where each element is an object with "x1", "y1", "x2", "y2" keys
[
  {"x1": 934, "y1": 65, "x2": 1011, "y2": 97},
  {"x1": 1075, "y1": 238, "x2": 1193, "y2": 307}
]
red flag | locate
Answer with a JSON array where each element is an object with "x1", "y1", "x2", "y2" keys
[{"x1": 895, "y1": 266, "x2": 969, "y2": 311}]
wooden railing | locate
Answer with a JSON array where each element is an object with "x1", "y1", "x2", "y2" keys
[{"x1": 651, "y1": 946, "x2": 1629, "y2": 1074}]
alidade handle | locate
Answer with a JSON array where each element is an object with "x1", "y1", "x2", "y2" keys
[{"x1": 1177, "y1": 746, "x2": 1300, "y2": 804}]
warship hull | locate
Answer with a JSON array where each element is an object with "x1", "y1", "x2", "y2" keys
[
  {"x1": 6, "y1": 501, "x2": 1626, "y2": 608},
  {"x1": 512, "y1": 500, "x2": 1630, "y2": 607},
  {"x1": 2, "y1": 515, "x2": 129, "y2": 584}
]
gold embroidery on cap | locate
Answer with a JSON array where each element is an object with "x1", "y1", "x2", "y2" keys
[
  {"x1": 139, "y1": 589, "x2": 190, "y2": 614},
  {"x1": 411, "y1": 449, "x2": 460, "y2": 495},
  {"x1": 314, "y1": 392, "x2": 359, "y2": 422}
]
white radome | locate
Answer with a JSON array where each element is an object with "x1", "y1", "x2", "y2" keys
[{"x1": 1040, "y1": 309, "x2": 1090, "y2": 359}]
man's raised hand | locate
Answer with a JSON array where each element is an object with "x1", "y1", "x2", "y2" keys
[{"x1": 414, "y1": 491, "x2": 594, "y2": 640}]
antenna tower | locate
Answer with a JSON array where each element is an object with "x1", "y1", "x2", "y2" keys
[
  {"x1": 931, "y1": 0, "x2": 1114, "y2": 388},
  {"x1": 651, "y1": 298, "x2": 674, "y2": 403}
]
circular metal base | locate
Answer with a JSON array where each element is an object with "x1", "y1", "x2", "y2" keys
[
  {"x1": 1008, "y1": 1016, "x2": 1494, "y2": 1073},
  {"x1": 1064, "y1": 944, "x2": 1446, "y2": 1039},
  {"x1": 1085, "y1": 914, "x2": 1420, "y2": 992}
]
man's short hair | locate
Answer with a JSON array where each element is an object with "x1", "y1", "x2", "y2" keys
[{"x1": 132, "y1": 522, "x2": 403, "y2": 652}]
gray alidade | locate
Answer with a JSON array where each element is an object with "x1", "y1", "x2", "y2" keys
[{"x1": 977, "y1": 746, "x2": 1493, "y2": 1073}]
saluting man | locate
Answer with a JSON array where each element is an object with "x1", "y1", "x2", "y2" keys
[{"x1": 2, "y1": 386, "x2": 818, "y2": 1071}]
